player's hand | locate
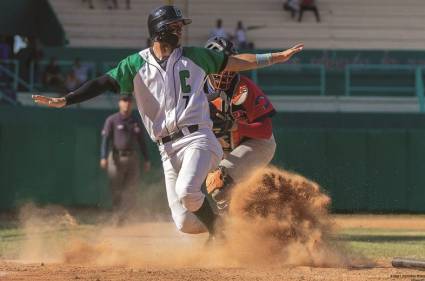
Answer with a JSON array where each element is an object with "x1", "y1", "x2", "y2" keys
[
  {"x1": 144, "y1": 161, "x2": 151, "y2": 172},
  {"x1": 275, "y1": 43, "x2": 304, "y2": 63},
  {"x1": 32, "y1": 95, "x2": 66, "y2": 108},
  {"x1": 100, "y1": 159, "x2": 108, "y2": 169}
]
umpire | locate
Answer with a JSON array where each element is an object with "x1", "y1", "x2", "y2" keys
[{"x1": 100, "y1": 95, "x2": 150, "y2": 220}]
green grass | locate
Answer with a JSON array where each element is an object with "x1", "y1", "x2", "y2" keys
[
  {"x1": 0, "y1": 224, "x2": 96, "y2": 259},
  {"x1": 338, "y1": 228, "x2": 425, "y2": 259}
]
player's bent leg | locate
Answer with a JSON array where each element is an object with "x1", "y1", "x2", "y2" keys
[
  {"x1": 221, "y1": 134, "x2": 276, "y2": 183},
  {"x1": 175, "y1": 147, "x2": 221, "y2": 235},
  {"x1": 173, "y1": 211, "x2": 208, "y2": 234},
  {"x1": 175, "y1": 148, "x2": 220, "y2": 212},
  {"x1": 162, "y1": 154, "x2": 209, "y2": 234}
]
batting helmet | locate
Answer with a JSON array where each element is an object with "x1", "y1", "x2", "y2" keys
[{"x1": 148, "y1": 5, "x2": 192, "y2": 39}]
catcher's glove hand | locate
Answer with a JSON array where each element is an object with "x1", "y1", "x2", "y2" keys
[
  {"x1": 206, "y1": 167, "x2": 226, "y2": 194},
  {"x1": 210, "y1": 105, "x2": 234, "y2": 137},
  {"x1": 206, "y1": 167, "x2": 235, "y2": 211}
]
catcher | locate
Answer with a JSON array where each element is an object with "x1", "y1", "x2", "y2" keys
[{"x1": 204, "y1": 37, "x2": 277, "y2": 211}]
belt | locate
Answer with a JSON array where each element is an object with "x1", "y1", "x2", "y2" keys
[
  {"x1": 114, "y1": 150, "x2": 134, "y2": 157},
  {"x1": 157, "y1": 125, "x2": 199, "y2": 145}
]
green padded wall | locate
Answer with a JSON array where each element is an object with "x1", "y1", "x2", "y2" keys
[{"x1": 1, "y1": 106, "x2": 425, "y2": 213}]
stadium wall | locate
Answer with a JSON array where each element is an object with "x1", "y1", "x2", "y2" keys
[{"x1": 1, "y1": 106, "x2": 425, "y2": 213}]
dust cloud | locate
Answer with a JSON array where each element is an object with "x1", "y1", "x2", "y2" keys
[
  {"x1": 12, "y1": 167, "x2": 366, "y2": 268},
  {"x1": 223, "y1": 166, "x2": 357, "y2": 267}
]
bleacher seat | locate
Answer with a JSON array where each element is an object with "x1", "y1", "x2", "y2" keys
[{"x1": 49, "y1": 0, "x2": 425, "y2": 49}]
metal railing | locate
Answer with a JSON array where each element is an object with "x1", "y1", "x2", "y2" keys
[
  {"x1": 0, "y1": 59, "x2": 96, "y2": 92},
  {"x1": 250, "y1": 64, "x2": 326, "y2": 96},
  {"x1": 345, "y1": 64, "x2": 425, "y2": 112},
  {"x1": 3, "y1": 58, "x2": 425, "y2": 112},
  {"x1": 0, "y1": 59, "x2": 30, "y2": 91},
  {"x1": 416, "y1": 66, "x2": 425, "y2": 112},
  {"x1": 0, "y1": 89, "x2": 18, "y2": 105}
]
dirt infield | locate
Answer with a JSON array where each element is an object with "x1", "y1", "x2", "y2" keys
[
  {"x1": 1, "y1": 219, "x2": 424, "y2": 281},
  {"x1": 1, "y1": 261, "x2": 423, "y2": 281},
  {"x1": 1, "y1": 168, "x2": 425, "y2": 280}
]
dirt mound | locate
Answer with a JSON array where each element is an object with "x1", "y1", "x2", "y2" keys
[{"x1": 224, "y1": 166, "x2": 354, "y2": 267}]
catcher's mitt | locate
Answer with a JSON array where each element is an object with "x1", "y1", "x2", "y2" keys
[
  {"x1": 206, "y1": 166, "x2": 235, "y2": 211},
  {"x1": 206, "y1": 167, "x2": 224, "y2": 194},
  {"x1": 209, "y1": 103, "x2": 234, "y2": 138},
  {"x1": 206, "y1": 166, "x2": 234, "y2": 192}
]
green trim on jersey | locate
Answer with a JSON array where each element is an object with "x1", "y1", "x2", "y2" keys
[
  {"x1": 106, "y1": 53, "x2": 145, "y2": 94},
  {"x1": 182, "y1": 47, "x2": 227, "y2": 75}
]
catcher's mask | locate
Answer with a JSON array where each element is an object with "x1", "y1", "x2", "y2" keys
[
  {"x1": 205, "y1": 37, "x2": 238, "y2": 92},
  {"x1": 148, "y1": 5, "x2": 191, "y2": 47}
]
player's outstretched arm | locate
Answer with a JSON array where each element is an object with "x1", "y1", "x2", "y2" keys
[
  {"x1": 32, "y1": 75, "x2": 120, "y2": 108},
  {"x1": 32, "y1": 95, "x2": 67, "y2": 108},
  {"x1": 224, "y1": 43, "x2": 304, "y2": 72}
]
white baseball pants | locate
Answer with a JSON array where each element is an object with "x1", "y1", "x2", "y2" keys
[{"x1": 159, "y1": 128, "x2": 223, "y2": 234}]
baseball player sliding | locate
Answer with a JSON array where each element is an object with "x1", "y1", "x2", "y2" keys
[
  {"x1": 203, "y1": 37, "x2": 276, "y2": 211},
  {"x1": 32, "y1": 5, "x2": 303, "y2": 241}
]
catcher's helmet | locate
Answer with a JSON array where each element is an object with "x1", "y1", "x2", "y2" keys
[
  {"x1": 205, "y1": 37, "x2": 238, "y2": 92},
  {"x1": 148, "y1": 5, "x2": 192, "y2": 39},
  {"x1": 205, "y1": 37, "x2": 238, "y2": 56}
]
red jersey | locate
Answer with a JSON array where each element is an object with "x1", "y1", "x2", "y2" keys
[{"x1": 210, "y1": 76, "x2": 275, "y2": 150}]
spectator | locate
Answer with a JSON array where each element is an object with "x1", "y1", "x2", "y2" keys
[
  {"x1": 283, "y1": 0, "x2": 300, "y2": 19},
  {"x1": 234, "y1": 21, "x2": 248, "y2": 49},
  {"x1": 42, "y1": 57, "x2": 64, "y2": 91},
  {"x1": 210, "y1": 19, "x2": 228, "y2": 39},
  {"x1": 72, "y1": 58, "x2": 89, "y2": 86},
  {"x1": 298, "y1": 0, "x2": 321, "y2": 22},
  {"x1": 82, "y1": 0, "x2": 94, "y2": 9},
  {"x1": 65, "y1": 71, "x2": 79, "y2": 92}
]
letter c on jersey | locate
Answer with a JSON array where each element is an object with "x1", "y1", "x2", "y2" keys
[{"x1": 179, "y1": 70, "x2": 191, "y2": 93}]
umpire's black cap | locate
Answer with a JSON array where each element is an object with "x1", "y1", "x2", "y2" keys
[{"x1": 147, "y1": 5, "x2": 192, "y2": 38}]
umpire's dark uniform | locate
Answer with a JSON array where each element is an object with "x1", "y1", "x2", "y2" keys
[{"x1": 100, "y1": 97, "x2": 150, "y2": 215}]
